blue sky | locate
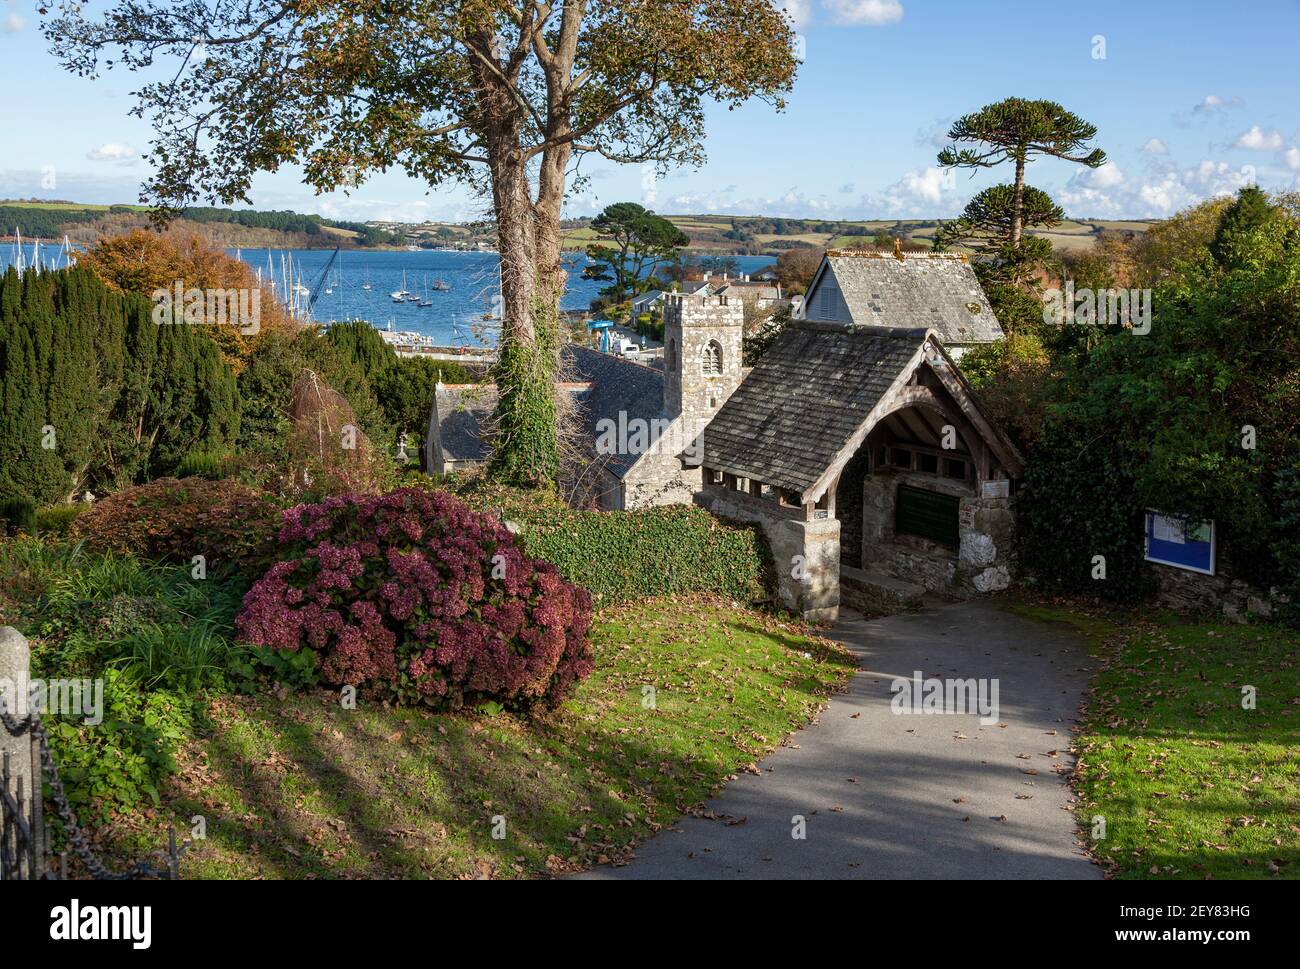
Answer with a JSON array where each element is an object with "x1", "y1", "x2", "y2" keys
[{"x1": 2, "y1": 0, "x2": 1298, "y2": 223}]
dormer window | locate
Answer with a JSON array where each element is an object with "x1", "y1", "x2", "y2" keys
[{"x1": 702, "y1": 340, "x2": 723, "y2": 376}]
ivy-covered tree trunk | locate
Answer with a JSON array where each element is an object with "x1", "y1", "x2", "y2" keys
[{"x1": 477, "y1": 41, "x2": 574, "y2": 489}]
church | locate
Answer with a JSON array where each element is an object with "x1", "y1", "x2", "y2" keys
[{"x1": 428, "y1": 249, "x2": 1023, "y2": 621}]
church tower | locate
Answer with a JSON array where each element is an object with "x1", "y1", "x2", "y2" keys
[{"x1": 661, "y1": 291, "x2": 744, "y2": 425}]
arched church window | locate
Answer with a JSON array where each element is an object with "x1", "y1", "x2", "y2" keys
[
  {"x1": 702, "y1": 340, "x2": 723, "y2": 376},
  {"x1": 666, "y1": 338, "x2": 677, "y2": 371}
]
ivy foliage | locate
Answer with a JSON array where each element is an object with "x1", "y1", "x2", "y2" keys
[{"x1": 455, "y1": 482, "x2": 773, "y2": 607}]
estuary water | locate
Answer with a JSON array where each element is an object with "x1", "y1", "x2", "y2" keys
[{"x1": 1, "y1": 241, "x2": 775, "y2": 347}]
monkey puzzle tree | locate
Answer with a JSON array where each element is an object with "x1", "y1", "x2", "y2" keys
[
  {"x1": 937, "y1": 98, "x2": 1105, "y2": 248},
  {"x1": 933, "y1": 183, "x2": 1062, "y2": 282},
  {"x1": 45, "y1": 0, "x2": 798, "y2": 487}
]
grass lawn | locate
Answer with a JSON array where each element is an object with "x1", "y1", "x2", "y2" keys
[
  {"x1": 101, "y1": 597, "x2": 855, "y2": 879},
  {"x1": 1010, "y1": 602, "x2": 1299, "y2": 880}
]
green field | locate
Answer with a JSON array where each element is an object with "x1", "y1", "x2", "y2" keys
[{"x1": 563, "y1": 213, "x2": 1153, "y2": 255}]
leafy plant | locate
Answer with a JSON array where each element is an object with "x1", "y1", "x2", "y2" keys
[
  {"x1": 70, "y1": 476, "x2": 285, "y2": 571},
  {"x1": 454, "y1": 480, "x2": 773, "y2": 606},
  {"x1": 42, "y1": 668, "x2": 193, "y2": 825},
  {"x1": 236, "y1": 488, "x2": 594, "y2": 711}
]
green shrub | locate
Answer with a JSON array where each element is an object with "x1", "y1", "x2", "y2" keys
[
  {"x1": 175, "y1": 451, "x2": 233, "y2": 480},
  {"x1": 0, "y1": 496, "x2": 37, "y2": 535},
  {"x1": 42, "y1": 668, "x2": 193, "y2": 824},
  {"x1": 70, "y1": 477, "x2": 285, "y2": 571},
  {"x1": 455, "y1": 482, "x2": 772, "y2": 606},
  {"x1": 34, "y1": 504, "x2": 83, "y2": 536}
]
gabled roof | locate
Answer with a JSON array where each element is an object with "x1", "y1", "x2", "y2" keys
[
  {"x1": 432, "y1": 345, "x2": 666, "y2": 478},
  {"x1": 701, "y1": 323, "x2": 928, "y2": 496},
  {"x1": 631, "y1": 289, "x2": 665, "y2": 307},
  {"x1": 434, "y1": 385, "x2": 498, "y2": 464},
  {"x1": 804, "y1": 251, "x2": 1003, "y2": 345},
  {"x1": 564, "y1": 345, "x2": 665, "y2": 478},
  {"x1": 700, "y1": 321, "x2": 1022, "y2": 501}
]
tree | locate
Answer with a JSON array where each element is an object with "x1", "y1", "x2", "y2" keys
[
  {"x1": 1210, "y1": 185, "x2": 1275, "y2": 267},
  {"x1": 774, "y1": 247, "x2": 823, "y2": 293},
  {"x1": 582, "y1": 202, "x2": 689, "y2": 305},
  {"x1": 0, "y1": 267, "x2": 239, "y2": 502},
  {"x1": 47, "y1": 1, "x2": 798, "y2": 488},
  {"x1": 934, "y1": 184, "x2": 1063, "y2": 254},
  {"x1": 937, "y1": 98, "x2": 1105, "y2": 247},
  {"x1": 77, "y1": 228, "x2": 296, "y2": 371},
  {"x1": 934, "y1": 183, "x2": 1062, "y2": 284}
]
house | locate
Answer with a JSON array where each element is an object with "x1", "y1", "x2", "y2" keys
[
  {"x1": 713, "y1": 279, "x2": 783, "y2": 311},
  {"x1": 429, "y1": 250, "x2": 1021, "y2": 620},
  {"x1": 630, "y1": 280, "x2": 711, "y2": 317},
  {"x1": 798, "y1": 249, "x2": 1003, "y2": 358}
]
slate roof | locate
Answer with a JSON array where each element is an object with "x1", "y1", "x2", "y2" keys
[
  {"x1": 433, "y1": 345, "x2": 665, "y2": 478},
  {"x1": 564, "y1": 345, "x2": 665, "y2": 478},
  {"x1": 434, "y1": 384, "x2": 498, "y2": 464},
  {"x1": 807, "y1": 251, "x2": 1003, "y2": 345},
  {"x1": 700, "y1": 322, "x2": 927, "y2": 496}
]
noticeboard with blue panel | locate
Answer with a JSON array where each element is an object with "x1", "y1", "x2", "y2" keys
[{"x1": 1144, "y1": 512, "x2": 1215, "y2": 575}]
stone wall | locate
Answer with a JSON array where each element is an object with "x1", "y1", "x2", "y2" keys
[
  {"x1": 620, "y1": 426, "x2": 705, "y2": 511},
  {"x1": 957, "y1": 496, "x2": 1016, "y2": 593},
  {"x1": 1149, "y1": 558, "x2": 1290, "y2": 623},
  {"x1": 858, "y1": 469, "x2": 1014, "y2": 595},
  {"x1": 699, "y1": 486, "x2": 840, "y2": 623}
]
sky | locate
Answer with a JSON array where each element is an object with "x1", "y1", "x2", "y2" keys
[{"x1": 2, "y1": 0, "x2": 1299, "y2": 223}]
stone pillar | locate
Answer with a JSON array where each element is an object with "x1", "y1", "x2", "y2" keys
[
  {"x1": 0, "y1": 626, "x2": 38, "y2": 879},
  {"x1": 772, "y1": 517, "x2": 841, "y2": 624},
  {"x1": 957, "y1": 496, "x2": 1015, "y2": 593}
]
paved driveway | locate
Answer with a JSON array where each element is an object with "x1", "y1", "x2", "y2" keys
[{"x1": 578, "y1": 601, "x2": 1102, "y2": 880}]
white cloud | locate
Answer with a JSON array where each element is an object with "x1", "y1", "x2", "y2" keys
[
  {"x1": 870, "y1": 166, "x2": 961, "y2": 216},
  {"x1": 1193, "y1": 95, "x2": 1244, "y2": 114},
  {"x1": 822, "y1": 0, "x2": 903, "y2": 26},
  {"x1": 1078, "y1": 161, "x2": 1126, "y2": 189},
  {"x1": 86, "y1": 143, "x2": 140, "y2": 163},
  {"x1": 1284, "y1": 147, "x2": 1300, "y2": 171},
  {"x1": 1141, "y1": 138, "x2": 1169, "y2": 155},
  {"x1": 1232, "y1": 125, "x2": 1285, "y2": 151},
  {"x1": 774, "y1": 0, "x2": 814, "y2": 28},
  {"x1": 3, "y1": 14, "x2": 27, "y2": 34},
  {"x1": 1060, "y1": 159, "x2": 1256, "y2": 219}
]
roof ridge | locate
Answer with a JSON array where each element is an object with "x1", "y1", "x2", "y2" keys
[
  {"x1": 825, "y1": 249, "x2": 969, "y2": 262},
  {"x1": 793, "y1": 320, "x2": 931, "y2": 341}
]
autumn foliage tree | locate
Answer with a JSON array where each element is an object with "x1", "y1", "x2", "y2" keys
[
  {"x1": 46, "y1": 0, "x2": 800, "y2": 488},
  {"x1": 76, "y1": 228, "x2": 297, "y2": 370}
]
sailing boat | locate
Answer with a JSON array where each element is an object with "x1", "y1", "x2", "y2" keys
[
  {"x1": 391, "y1": 270, "x2": 411, "y2": 302},
  {"x1": 418, "y1": 277, "x2": 433, "y2": 307},
  {"x1": 362, "y1": 269, "x2": 372, "y2": 291},
  {"x1": 432, "y1": 279, "x2": 450, "y2": 292}
]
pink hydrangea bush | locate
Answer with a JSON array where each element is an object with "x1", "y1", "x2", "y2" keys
[{"x1": 236, "y1": 488, "x2": 594, "y2": 710}]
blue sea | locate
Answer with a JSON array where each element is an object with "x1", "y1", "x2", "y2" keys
[{"x1": 1, "y1": 241, "x2": 775, "y2": 347}]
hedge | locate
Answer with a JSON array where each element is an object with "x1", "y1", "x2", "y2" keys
[{"x1": 454, "y1": 482, "x2": 773, "y2": 606}]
